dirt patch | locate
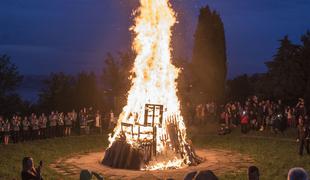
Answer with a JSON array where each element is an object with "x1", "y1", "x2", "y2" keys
[{"x1": 50, "y1": 149, "x2": 254, "y2": 180}]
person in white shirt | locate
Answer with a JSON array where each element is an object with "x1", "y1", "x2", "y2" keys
[
  {"x1": 64, "y1": 113, "x2": 72, "y2": 136},
  {"x1": 109, "y1": 110, "x2": 116, "y2": 129},
  {"x1": 95, "y1": 111, "x2": 101, "y2": 134}
]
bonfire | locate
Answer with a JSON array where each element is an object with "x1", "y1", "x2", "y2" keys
[{"x1": 102, "y1": 0, "x2": 202, "y2": 170}]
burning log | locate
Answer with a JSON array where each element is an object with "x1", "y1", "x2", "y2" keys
[
  {"x1": 167, "y1": 116, "x2": 181, "y2": 153},
  {"x1": 102, "y1": 134, "x2": 143, "y2": 170},
  {"x1": 184, "y1": 140, "x2": 204, "y2": 166},
  {"x1": 166, "y1": 116, "x2": 204, "y2": 166}
]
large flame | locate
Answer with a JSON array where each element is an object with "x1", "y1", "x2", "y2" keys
[{"x1": 108, "y1": 0, "x2": 189, "y2": 170}]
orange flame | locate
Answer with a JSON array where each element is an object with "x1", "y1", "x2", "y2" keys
[{"x1": 108, "y1": 0, "x2": 189, "y2": 170}]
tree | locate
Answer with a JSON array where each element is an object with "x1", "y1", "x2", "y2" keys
[
  {"x1": 173, "y1": 57, "x2": 193, "y2": 104},
  {"x1": 38, "y1": 73, "x2": 75, "y2": 112},
  {"x1": 265, "y1": 36, "x2": 305, "y2": 103},
  {"x1": 0, "y1": 55, "x2": 24, "y2": 116},
  {"x1": 191, "y1": 6, "x2": 227, "y2": 103},
  {"x1": 226, "y1": 74, "x2": 252, "y2": 102},
  {"x1": 300, "y1": 31, "x2": 310, "y2": 102},
  {"x1": 38, "y1": 72, "x2": 104, "y2": 112},
  {"x1": 74, "y1": 72, "x2": 100, "y2": 109},
  {"x1": 101, "y1": 52, "x2": 134, "y2": 113},
  {"x1": 227, "y1": 32, "x2": 310, "y2": 104},
  {"x1": 0, "y1": 55, "x2": 23, "y2": 97}
]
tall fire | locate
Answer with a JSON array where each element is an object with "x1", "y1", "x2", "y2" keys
[{"x1": 102, "y1": 0, "x2": 202, "y2": 170}]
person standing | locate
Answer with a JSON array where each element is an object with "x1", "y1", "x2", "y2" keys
[
  {"x1": 95, "y1": 111, "x2": 101, "y2": 134},
  {"x1": 71, "y1": 110, "x2": 78, "y2": 134},
  {"x1": 88, "y1": 107, "x2": 95, "y2": 130},
  {"x1": 109, "y1": 110, "x2": 116, "y2": 130},
  {"x1": 79, "y1": 113, "x2": 87, "y2": 135},
  {"x1": 297, "y1": 116, "x2": 310, "y2": 156},
  {"x1": 22, "y1": 117, "x2": 30, "y2": 141},
  {"x1": 64, "y1": 113, "x2": 72, "y2": 136},
  {"x1": 12, "y1": 115, "x2": 21, "y2": 143},
  {"x1": 18, "y1": 116, "x2": 22, "y2": 141},
  {"x1": 286, "y1": 106, "x2": 293, "y2": 128},
  {"x1": 231, "y1": 103, "x2": 239, "y2": 127},
  {"x1": 31, "y1": 115, "x2": 39, "y2": 140},
  {"x1": 0, "y1": 116, "x2": 4, "y2": 144},
  {"x1": 257, "y1": 102, "x2": 264, "y2": 131},
  {"x1": 40, "y1": 114, "x2": 47, "y2": 139},
  {"x1": 241, "y1": 111, "x2": 249, "y2": 134},
  {"x1": 50, "y1": 112, "x2": 57, "y2": 138},
  {"x1": 57, "y1": 112, "x2": 64, "y2": 137},
  {"x1": 3, "y1": 118, "x2": 11, "y2": 145},
  {"x1": 296, "y1": 98, "x2": 306, "y2": 124}
]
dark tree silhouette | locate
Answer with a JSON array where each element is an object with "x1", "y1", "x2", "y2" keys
[
  {"x1": 38, "y1": 72, "x2": 103, "y2": 112},
  {"x1": 0, "y1": 55, "x2": 23, "y2": 97},
  {"x1": 265, "y1": 36, "x2": 305, "y2": 103},
  {"x1": 173, "y1": 57, "x2": 193, "y2": 103},
  {"x1": 101, "y1": 52, "x2": 134, "y2": 113},
  {"x1": 191, "y1": 6, "x2": 227, "y2": 103},
  {"x1": 300, "y1": 31, "x2": 310, "y2": 102},
  {"x1": 0, "y1": 55, "x2": 24, "y2": 116},
  {"x1": 228, "y1": 31, "x2": 310, "y2": 105},
  {"x1": 38, "y1": 73, "x2": 75, "y2": 112},
  {"x1": 226, "y1": 74, "x2": 252, "y2": 102},
  {"x1": 74, "y1": 72, "x2": 100, "y2": 109}
]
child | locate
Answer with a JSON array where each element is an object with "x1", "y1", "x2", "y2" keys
[{"x1": 241, "y1": 111, "x2": 249, "y2": 134}]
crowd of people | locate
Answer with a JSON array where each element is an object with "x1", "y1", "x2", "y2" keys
[
  {"x1": 190, "y1": 96, "x2": 310, "y2": 156},
  {"x1": 190, "y1": 97, "x2": 306, "y2": 131},
  {"x1": 0, "y1": 107, "x2": 117, "y2": 145},
  {"x1": 1, "y1": 98, "x2": 309, "y2": 180},
  {"x1": 218, "y1": 96, "x2": 307, "y2": 134}
]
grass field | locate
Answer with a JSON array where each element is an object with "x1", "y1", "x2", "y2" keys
[
  {"x1": 189, "y1": 123, "x2": 310, "y2": 180},
  {"x1": 0, "y1": 123, "x2": 309, "y2": 180},
  {"x1": 0, "y1": 134, "x2": 109, "y2": 180}
]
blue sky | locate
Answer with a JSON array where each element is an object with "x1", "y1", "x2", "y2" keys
[{"x1": 0, "y1": 0, "x2": 310, "y2": 78}]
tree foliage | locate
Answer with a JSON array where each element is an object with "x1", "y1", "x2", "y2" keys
[
  {"x1": 226, "y1": 74, "x2": 252, "y2": 102},
  {"x1": 38, "y1": 73, "x2": 74, "y2": 112},
  {"x1": 0, "y1": 55, "x2": 25, "y2": 116},
  {"x1": 227, "y1": 31, "x2": 310, "y2": 105},
  {"x1": 0, "y1": 55, "x2": 23, "y2": 97},
  {"x1": 37, "y1": 51, "x2": 134, "y2": 113},
  {"x1": 74, "y1": 72, "x2": 100, "y2": 109},
  {"x1": 265, "y1": 36, "x2": 305, "y2": 102},
  {"x1": 191, "y1": 6, "x2": 227, "y2": 103},
  {"x1": 38, "y1": 72, "x2": 101, "y2": 112},
  {"x1": 101, "y1": 52, "x2": 134, "y2": 113}
]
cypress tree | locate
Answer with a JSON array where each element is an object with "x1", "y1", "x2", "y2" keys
[{"x1": 191, "y1": 6, "x2": 227, "y2": 103}]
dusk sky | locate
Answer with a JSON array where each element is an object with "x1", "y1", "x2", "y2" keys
[{"x1": 0, "y1": 0, "x2": 310, "y2": 78}]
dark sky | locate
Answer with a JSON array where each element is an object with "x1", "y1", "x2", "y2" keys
[{"x1": 0, "y1": 0, "x2": 309, "y2": 78}]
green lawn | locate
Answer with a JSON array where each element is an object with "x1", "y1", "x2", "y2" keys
[
  {"x1": 0, "y1": 134, "x2": 108, "y2": 180},
  {"x1": 189, "y1": 122, "x2": 310, "y2": 180},
  {"x1": 0, "y1": 124, "x2": 309, "y2": 180}
]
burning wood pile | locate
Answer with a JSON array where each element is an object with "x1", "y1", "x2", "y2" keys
[
  {"x1": 102, "y1": 0, "x2": 203, "y2": 170},
  {"x1": 102, "y1": 104, "x2": 203, "y2": 170}
]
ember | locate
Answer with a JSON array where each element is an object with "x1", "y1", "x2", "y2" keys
[{"x1": 102, "y1": 0, "x2": 202, "y2": 170}]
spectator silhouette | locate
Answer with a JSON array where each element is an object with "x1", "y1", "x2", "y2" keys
[
  {"x1": 248, "y1": 166, "x2": 260, "y2": 180},
  {"x1": 184, "y1": 170, "x2": 218, "y2": 180},
  {"x1": 80, "y1": 169, "x2": 104, "y2": 180},
  {"x1": 21, "y1": 157, "x2": 43, "y2": 180},
  {"x1": 287, "y1": 167, "x2": 308, "y2": 180}
]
